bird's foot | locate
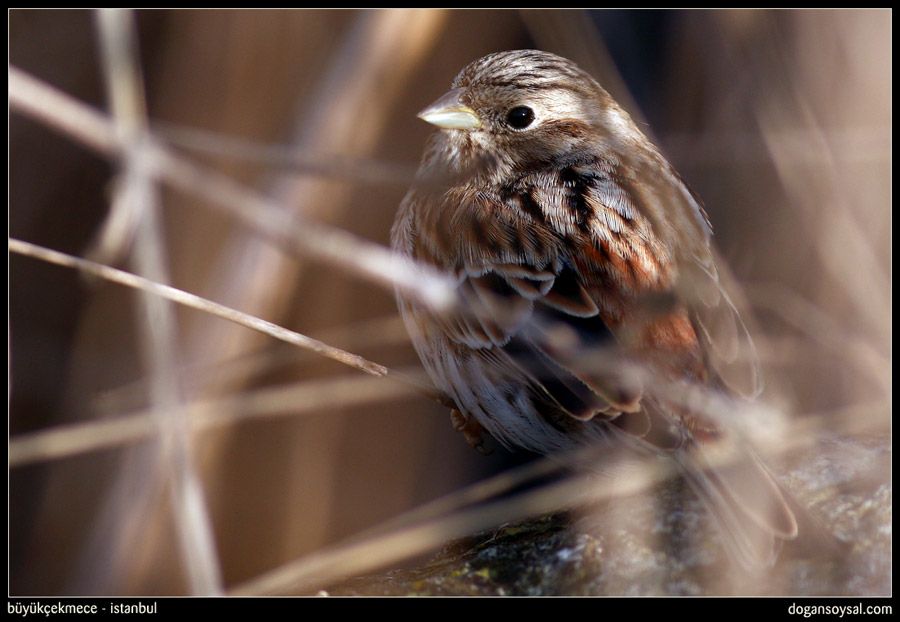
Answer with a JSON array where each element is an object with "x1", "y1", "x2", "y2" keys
[{"x1": 450, "y1": 409, "x2": 492, "y2": 455}]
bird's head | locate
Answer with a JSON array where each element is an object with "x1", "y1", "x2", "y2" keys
[{"x1": 417, "y1": 49, "x2": 645, "y2": 179}]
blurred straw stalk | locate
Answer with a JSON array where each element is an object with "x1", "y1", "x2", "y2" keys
[{"x1": 9, "y1": 9, "x2": 890, "y2": 595}]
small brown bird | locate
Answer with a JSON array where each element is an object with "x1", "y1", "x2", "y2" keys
[{"x1": 392, "y1": 49, "x2": 797, "y2": 568}]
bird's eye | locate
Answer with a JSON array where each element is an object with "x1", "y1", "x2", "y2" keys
[{"x1": 505, "y1": 106, "x2": 535, "y2": 129}]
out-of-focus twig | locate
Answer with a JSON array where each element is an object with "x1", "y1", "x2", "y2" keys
[
  {"x1": 347, "y1": 454, "x2": 568, "y2": 544},
  {"x1": 9, "y1": 238, "x2": 388, "y2": 377},
  {"x1": 185, "y1": 10, "x2": 450, "y2": 398},
  {"x1": 94, "y1": 9, "x2": 223, "y2": 596},
  {"x1": 9, "y1": 367, "x2": 430, "y2": 468},
  {"x1": 158, "y1": 123, "x2": 420, "y2": 186},
  {"x1": 94, "y1": 314, "x2": 410, "y2": 415},
  {"x1": 8, "y1": 67, "x2": 118, "y2": 153},
  {"x1": 10, "y1": 234, "x2": 785, "y2": 454},
  {"x1": 663, "y1": 127, "x2": 890, "y2": 168},
  {"x1": 9, "y1": 239, "x2": 444, "y2": 466},
  {"x1": 229, "y1": 406, "x2": 885, "y2": 596},
  {"x1": 230, "y1": 471, "x2": 602, "y2": 596},
  {"x1": 10, "y1": 235, "x2": 791, "y2": 459},
  {"x1": 746, "y1": 282, "x2": 890, "y2": 395},
  {"x1": 8, "y1": 65, "x2": 458, "y2": 313}
]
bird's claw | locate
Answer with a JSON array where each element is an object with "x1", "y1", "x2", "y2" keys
[{"x1": 450, "y1": 409, "x2": 492, "y2": 455}]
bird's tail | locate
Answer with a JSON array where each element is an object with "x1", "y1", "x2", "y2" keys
[{"x1": 675, "y1": 439, "x2": 798, "y2": 569}]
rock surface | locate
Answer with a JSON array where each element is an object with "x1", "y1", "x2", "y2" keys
[{"x1": 326, "y1": 432, "x2": 891, "y2": 596}]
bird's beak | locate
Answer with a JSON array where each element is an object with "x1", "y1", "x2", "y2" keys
[{"x1": 417, "y1": 88, "x2": 482, "y2": 130}]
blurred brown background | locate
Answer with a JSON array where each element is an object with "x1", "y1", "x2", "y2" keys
[{"x1": 9, "y1": 9, "x2": 890, "y2": 595}]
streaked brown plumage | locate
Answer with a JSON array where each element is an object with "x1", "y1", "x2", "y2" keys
[{"x1": 392, "y1": 50, "x2": 797, "y2": 568}]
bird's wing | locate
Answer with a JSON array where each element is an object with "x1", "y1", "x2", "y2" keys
[
  {"x1": 683, "y1": 256, "x2": 763, "y2": 399},
  {"x1": 397, "y1": 176, "x2": 686, "y2": 450},
  {"x1": 608, "y1": 154, "x2": 764, "y2": 400},
  {"x1": 399, "y1": 153, "x2": 761, "y2": 450}
]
